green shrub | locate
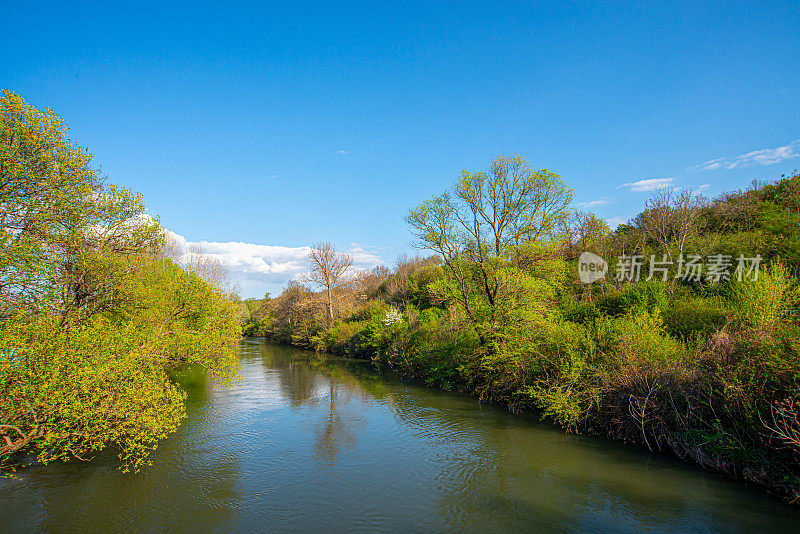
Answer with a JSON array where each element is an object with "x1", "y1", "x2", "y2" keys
[
  {"x1": 726, "y1": 262, "x2": 795, "y2": 332},
  {"x1": 311, "y1": 305, "x2": 404, "y2": 357},
  {"x1": 523, "y1": 383, "x2": 588, "y2": 429},
  {"x1": 407, "y1": 265, "x2": 446, "y2": 309},
  {"x1": 380, "y1": 307, "x2": 477, "y2": 390},
  {"x1": 595, "y1": 280, "x2": 668, "y2": 317},
  {"x1": 611, "y1": 312, "x2": 689, "y2": 367},
  {"x1": 242, "y1": 317, "x2": 272, "y2": 337},
  {"x1": 662, "y1": 297, "x2": 728, "y2": 341},
  {"x1": 345, "y1": 299, "x2": 390, "y2": 322},
  {"x1": 500, "y1": 317, "x2": 598, "y2": 427},
  {"x1": 559, "y1": 298, "x2": 601, "y2": 324},
  {"x1": 312, "y1": 321, "x2": 369, "y2": 355}
]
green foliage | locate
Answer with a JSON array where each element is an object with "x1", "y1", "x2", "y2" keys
[
  {"x1": 662, "y1": 296, "x2": 728, "y2": 341},
  {"x1": 345, "y1": 299, "x2": 390, "y2": 323},
  {"x1": 405, "y1": 155, "x2": 573, "y2": 345},
  {"x1": 609, "y1": 312, "x2": 688, "y2": 366},
  {"x1": 309, "y1": 301, "x2": 399, "y2": 358},
  {"x1": 726, "y1": 262, "x2": 795, "y2": 332},
  {"x1": 680, "y1": 425, "x2": 769, "y2": 466},
  {"x1": 386, "y1": 307, "x2": 477, "y2": 390},
  {"x1": 0, "y1": 257, "x2": 241, "y2": 472},
  {"x1": 1, "y1": 92, "x2": 240, "y2": 473},
  {"x1": 0, "y1": 90, "x2": 99, "y2": 316},
  {"x1": 405, "y1": 265, "x2": 446, "y2": 309},
  {"x1": 595, "y1": 280, "x2": 668, "y2": 317},
  {"x1": 559, "y1": 298, "x2": 601, "y2": 324},
  {"x1": 510, "y1": 318, "x2": 596, "y2": 427},
  {"x1": 243, "y1": 316, "x2": 272, "y2": 337},
  {"x1": 246, "y1": 163, "x2": 800, "y2": 503},
  {"x1": 523, "y1": 384, "x2": 588, "y2": 429},
  {"x1": 1, "y1": 315, "x2": 186, "y2": 472}
]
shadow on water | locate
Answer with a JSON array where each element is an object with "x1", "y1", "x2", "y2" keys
[{"x1": 3, "y1": 338, "x2": 800, "y2": 533}]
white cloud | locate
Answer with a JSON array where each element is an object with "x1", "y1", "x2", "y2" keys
[
  {"x1": 692, "y1": 140, "x2": 800, "y2": 171},
  {"x1": 698, "y1": 184, "x2": 711, "y2": 192},
  {"x1": 693, "y1": 157, "x2": 726, "y2": 171},
  {"x1": 335, "y1": 149, "x2": 349, "y2": 155},
  {"x1": 575, "y1": 198, "x2": 612, "y2": 208},
  {"x1": 620, "y1": 177, "x2": 675, "y2": 192},
  {"x1": 605, "y1": 216, "x2": 629, "y2": 230},
  {"x1": 164, "y1": 230, "x2": 384, "y2": 298}
]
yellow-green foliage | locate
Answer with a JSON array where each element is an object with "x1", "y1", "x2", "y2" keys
[
  {"x1": 508, "y1": 318, "x2": 595, "y2": 427},
  {"x1": 0, "y1": 91, "x2": 241, "y2": 473},
  {"x1": 115, "y1": 258, "x2": 241, "y2": 383},
  {"x1": 0, "y1": 90, "x2": 99, "y2": 317},
  {"x1": 610, "y1": 311, "x2": 688, "y2": 366},
  {"x1": 662, "y1": 296, "x2": 728, "y2": 341},
  {"x1": 1, "y1": 315, "x2": 186, "y2": 472},
  {"x1": 0, "y1": 258, "x2": 241, "y2": 472},
  {"x1": 726, "y1": 262, "x2": 795, "y2": 332}
]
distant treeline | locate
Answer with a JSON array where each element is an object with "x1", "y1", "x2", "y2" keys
[{"x1": 243, "y1": 155, "x2": 800, "y2": 504}]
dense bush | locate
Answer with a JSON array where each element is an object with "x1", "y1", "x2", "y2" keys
[
  {"x1": 595, "y1": 280, "x2": 668, "y2": 317},
  {"x1": 662, "y1": 297, "x2": 728, "y2": 341},
  {"x1": 726, "y1": 262, "x2": 796, "y2": 332}
]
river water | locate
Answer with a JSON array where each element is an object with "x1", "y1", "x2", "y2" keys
[{"x1": 3, "y1": 339, "x2": 800, "y2": 533}]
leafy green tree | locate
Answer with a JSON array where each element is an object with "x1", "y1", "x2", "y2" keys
[
  {"x1": 0, "y1": 91, "x2": 240, "y2": 473},
  {"x1": 406, "y1": 155, "x2": 572, "y2": 344},
  {"x1": 1, "y1": 90, "x2": 100, "y2": 316}
]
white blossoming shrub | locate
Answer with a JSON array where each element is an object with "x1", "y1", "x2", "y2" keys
[{"x1": 383, "y1": 308, "x2": 403, "y2": 327}]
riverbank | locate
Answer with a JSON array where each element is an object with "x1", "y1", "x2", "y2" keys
[{"x1": 242, "y1": 167, "x2": 800, "y2": 506}]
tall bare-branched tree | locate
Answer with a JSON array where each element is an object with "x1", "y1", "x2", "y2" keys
[
  {"x1": 186, "y1": 243, "x2": 234, "y2": 293},
  {"x1": 353, "y1": 265, "x2": 390, "y2": 301},
  {"x1": 405, "y1": 155, "x2": 572, "y2": 344},
  {"x1": 305, "y1": 241, "x2": 354, "y2": 322},
  {"x1": 156, "y1": 235, "x2": 235, "y2": 295},
  {"x1": 635, "y1": 188, "x2": 705, "y2": 261}
]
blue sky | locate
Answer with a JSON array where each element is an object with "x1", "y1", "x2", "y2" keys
[{"x1": 3, "y1": 1, "x2": 799, "y2": 297}]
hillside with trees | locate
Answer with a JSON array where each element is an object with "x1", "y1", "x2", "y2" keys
[{"x1": 243, "y1": 156, "x2": 800, "y2": 503}]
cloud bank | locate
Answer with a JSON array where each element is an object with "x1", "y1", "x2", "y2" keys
[
  {"x1": 165, "y1": 230, "x2": 385, "y2": 298},
  {"x1": 693, "y1": 140, "x2": 800, "y2": 171}
]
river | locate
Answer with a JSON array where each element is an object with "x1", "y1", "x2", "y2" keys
[{"x1": 3, "y1": 339, "x2": 800, "y2": 533}]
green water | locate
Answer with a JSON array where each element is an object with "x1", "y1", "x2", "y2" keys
[{"x1": 3, "y1": 339, "x2": 800, "y2": 533}]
